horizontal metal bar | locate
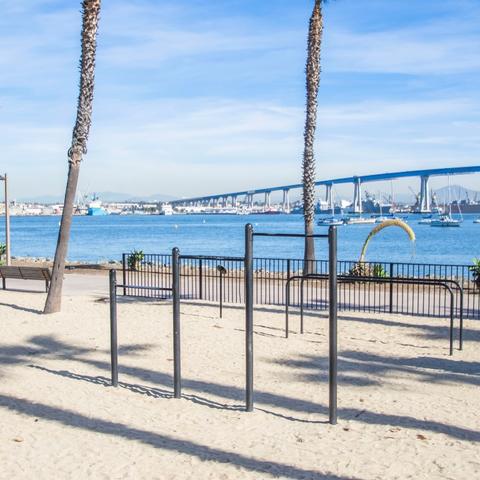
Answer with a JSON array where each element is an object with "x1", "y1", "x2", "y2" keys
[
  {"x1": 115, "y1": 284, "x2": 173, "y2": 292},
  {"x1": 179, "y1": 255, "x2": 244, "y2": 261},
  {"x1": 253, "y1": 233, "x2": 329, "y2": 239},
  {"x1": 293, "y1": 273, "x2": 458, "y2": 289}
]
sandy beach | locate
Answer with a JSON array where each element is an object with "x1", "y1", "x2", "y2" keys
[{"x1": 1, "y1": 277, "x2": 479, "y2": 479}]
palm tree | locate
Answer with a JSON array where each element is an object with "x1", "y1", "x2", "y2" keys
[
  {"x1": 44, "y1": 0, "x2": 102, "y2": 314},
  {"x1": 302, "y1": 0, "x2": 323, "y2": 273}
]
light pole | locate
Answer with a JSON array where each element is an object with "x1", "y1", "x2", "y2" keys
[{"x1": 0, "y1": 173, "x2": 10, "y2": 265}]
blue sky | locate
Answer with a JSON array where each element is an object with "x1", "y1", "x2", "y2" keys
[{"x1": 1, "y1": 0, "x2": 479, "y2": 199}]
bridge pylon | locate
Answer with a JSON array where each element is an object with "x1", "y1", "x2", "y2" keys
[
  {"x1": 352, "y1": 178, "x2": 362, "y2": 214},
  {"x1": 419, "y1": 176, "x2": 431, "y2": 213}
]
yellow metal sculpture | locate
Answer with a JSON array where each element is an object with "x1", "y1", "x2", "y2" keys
[
  {"x1": 351, "y1": 219, "x2": 416, "y2": 277},
  {"x1": 359, "y1": 219, "x2": 416, "y2": 263}
]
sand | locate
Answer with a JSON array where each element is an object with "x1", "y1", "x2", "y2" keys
[{"x1": 0, "y1": 282, "x2": 479, "y2": 479}]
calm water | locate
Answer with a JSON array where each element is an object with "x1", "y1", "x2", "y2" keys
[{"x1": 1, "y1": 214, "x2": 479, "y2": 265}]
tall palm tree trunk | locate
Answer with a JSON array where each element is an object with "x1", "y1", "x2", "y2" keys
[
  {"x1": 44, "y1": 0, "x2": 101, "y2": 314},
  {"x1": 302, "y1": 0, "x2": 323, "y2": 274}
]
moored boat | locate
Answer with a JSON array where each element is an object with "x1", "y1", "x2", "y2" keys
[
  {"x1": 430, "y1": 215, "x2": 461, "y2": 227},
  {"x1": 87, "y1": 195, "x2": 108, "y2": 216},
  {"x1": 344, "y1": 216, "x2": 376, "y2": 225},
  {"x1": 159, "y1": 204, "x2": 174, "y2": 216},
  {"x1": 317, "y1": 217, "x2": 344, "y2": 226}
]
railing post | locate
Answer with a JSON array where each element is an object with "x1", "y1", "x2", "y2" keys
[
  {"x1": 172, "y1": 248, "x2": 181, "y2": 399},
  {"x1": 328, "y1": 226, "x2": 338, "y2": 425},
  {"x1": 300, "y1": 277, "x2": 305, "y2": 334},
  {"x1": 122, "y1": 253, "x2": 127, "y2": 296},
  {"x1": 449, "y1": 287, "x2": 454, "y2": 356},
  {"x1": 219, "y1": 273, "x2": 223, "y2": 318},
  {"x1": 199, "y1": 259, "x2": 203, "y2": 300},
  {"x1": 245, "y1": 224, "x2": 254, "y2": 412},
  {"x1": 109, "y1": 269, "x2": 118, "y2": 387},
  {"x1": 389, "y1": 263, "x2": 394, "y2": 313},
  {"x1": 286, "y1": 258, "x2": 291, "y2": 307},
  {"x1": 285, "y1": 279, "x2": 290, "y2": 338}
]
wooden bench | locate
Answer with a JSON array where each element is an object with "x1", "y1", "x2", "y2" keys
[{"x1": 0, "y1": 266, "x2": 52, "y2": 292}]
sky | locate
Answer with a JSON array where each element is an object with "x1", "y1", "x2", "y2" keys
[{"x1": 1, "y1": 0, "x2": 479, "y2": 201}]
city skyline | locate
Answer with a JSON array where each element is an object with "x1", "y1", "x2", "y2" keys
[{"x1": 1, "y1": 0, "x2": 480, "y2": 198}]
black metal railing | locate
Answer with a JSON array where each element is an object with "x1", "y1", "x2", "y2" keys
[{"x1": 121, "y1": 253, "x2": 479, "y2": 319}]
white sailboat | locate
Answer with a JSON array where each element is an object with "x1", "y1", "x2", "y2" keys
[
  {"x1": 418, "y1": 215, "x2": 434, "y2": 225},
  {"x1": 430, "y1": 215, "x2": 461, "y2": 227},
  {"x1": 430, "y1": 177, "x2": 461, "y2": 227},
  {"x1": 344, "y1": 216, "x2": 376, "y2": 225},
  {"x1": 317, "y1": 187, "x2": 344, "y2": 226}
]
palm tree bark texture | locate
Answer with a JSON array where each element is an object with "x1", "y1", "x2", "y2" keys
[
  {"x1": 302, "y1": 0, "x2": 323, "y2": 274},
  {"x1": 44, "y1": 0, "x2": 101, "y2": 314}
]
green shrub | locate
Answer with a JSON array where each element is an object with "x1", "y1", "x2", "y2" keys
[
  {"x1": 469, "y1": 258, "x2": 480, "y2": 288},
  {"x1": 127, "y1": 250, "x2": 145, "y2": 271},
  {"x1": 372, "y1": 264, "x2": 388, "y2": 278},
  {"x1": 349, "y1": 262, "x2": 388, "y2": 278}
]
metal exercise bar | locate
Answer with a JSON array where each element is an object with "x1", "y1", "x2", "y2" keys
[
  {"x1": 285, "y1": 274, "x2": 461, "y2": 355},
  {"x1": 109, "y1": 269, "x2": 119, "y2": 387},
  {"x1": 115, "y1": 285, "x2": 173, "y2": 292},
  {"x1": 248, "y1": 224, "x2": 338, "y2": 425},
  {"x1": 254, "y1": 233, "x2": 329, "y2": 238},
  {"x1": 245, "y1": 224, "x2": 254, "y2": 412},
  {"x1": 328, "y1": 226, "x2": 338, "y2": 425},
  {"x1": 172, "y1": 248, "x2": 182, "y2": 399}
]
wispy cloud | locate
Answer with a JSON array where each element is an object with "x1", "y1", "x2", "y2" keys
[{"x1": 1, "y1": 0, "x2": 479, "y2": 198}]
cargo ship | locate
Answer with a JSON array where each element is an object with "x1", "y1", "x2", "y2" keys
[{"x1": 87, "y1": 195, "x2": 108, "y2": 216}]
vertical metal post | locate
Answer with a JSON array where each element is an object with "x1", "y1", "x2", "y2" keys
[
  {"x1": 3, "y1": 174, "x2": 11, "y2": 265},
  {"x1": 245, "y1": 224, "x2": 254, "y2": 412},
  {"x1": 449, "y1": 288, "x2": 454, "y2": 356},
  {"x1": 300, "y1": 277, "x2": 305, "y2": 334},
  {"x1": 109, "y1": 269, "x2": 118, "y2": 387},
  {"x1": 459, "y1": 288, "x2": 464, "y2": 351},
  {"x1": 389, "y1": 263, "x2": 394, "y2": 314},
  {"x1": 219, "y1": 272, "x2": 223, "y2": 318},
  {"x1": 328, "y1": 226, "x2": 338, "y2": 425},
  {"x1": 285, "y1": 280, "x2": 290, "y2": 338},
  {"x1": 199, "y1": 259, "x2": 203, "y2": 300},
  {"x1": 172, "y1": 248, "x2": 182, "y2": 398},
  {"x1": 122, "y1": 253, "x2": 127, "y2": 296}
]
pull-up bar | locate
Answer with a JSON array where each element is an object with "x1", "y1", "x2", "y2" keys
[
  {"x1": 244, "y1": 224, "x2": 338, "y2": 424},
  {"x1": 254, "y1": 232, "x2": 329, "y2": 238},
  {"x1": 109, "y1": 224, "x2": 339, "y2": 425}
]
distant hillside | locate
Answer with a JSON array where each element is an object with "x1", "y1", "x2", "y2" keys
[
  {"x1": 434, "y1": 185, "x2": 480, "y2": 203},
  {"x1": 18, "y1": 192, "x2": 178, "y2": 204}
]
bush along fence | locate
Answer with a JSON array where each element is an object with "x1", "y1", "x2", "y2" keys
[{"x1": 121, "y1": 253, "x2": 480, "y2": 320}]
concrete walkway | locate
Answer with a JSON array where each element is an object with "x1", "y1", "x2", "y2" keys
[{"x1": 1, "y1": 273, "x2": 109, "y2": 297}]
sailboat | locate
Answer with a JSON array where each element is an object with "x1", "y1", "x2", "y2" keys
[
  {"x1": 430, "y1": 215, "x2": 461, "y2": 227},
  {"x1": 317, "y1": 188, "x2": 344, "y2": 226},
  {"x1": 474, "y1": 218, "x2": 480, "y2": 224},
  {"x1": 344, "y1": 216, "x2": 376, "y2": 225},
  {"x1": 430, "y1": 177, "x2": 461, "y2": 227},
  {"x1": 418, "y1": 214, "x2": 434, "y2": 225},
  {"x1": 317, "y1": 216, "x2": 344, "y2": 226},
  {"x1": 374, "y1": 200, "x2": 389, "y2": 223}
]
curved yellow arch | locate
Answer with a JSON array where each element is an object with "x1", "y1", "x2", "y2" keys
[{"x1": 359, "y1": 219, "x2": 415, "y2": 263}]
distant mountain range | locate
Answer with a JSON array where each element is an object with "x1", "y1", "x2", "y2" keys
[
  {"x1": 18, "y1": 192, "x2": 178, "y2": 204},
  {"x1": 16, "y1": 184, "x2": 480, "y2": 205},
  {"x1": 434, "y1": 185, "x2": 480, "y2": 203}
]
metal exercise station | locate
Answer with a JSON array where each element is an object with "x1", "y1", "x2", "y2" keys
[
  {"x1": 285, "y1": 275, "x2": 464, "y2": 356},
  {"x1": 108, "y1": 224, "x2": 340, "y2": 425}
]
